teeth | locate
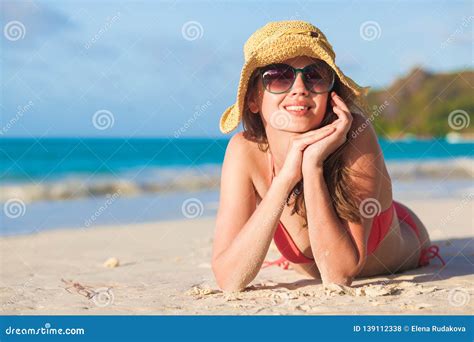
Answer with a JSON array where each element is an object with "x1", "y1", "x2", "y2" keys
[{"x1": 286, "y1": 105, "x2": 307, "y2": 111}]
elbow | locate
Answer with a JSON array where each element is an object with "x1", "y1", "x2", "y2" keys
[
  {"x1": 322, "y1": 258, "x2": 366, "y2": 287},
  {"x1": 323, "y1": 274, "x2": 354, "y2": 287},
  {"x1": 216, "y1": 280, "x2": 246, "y2": 293},
  {"x1": 340, "y1": 252, "x2": 367, "y2": 283},
  {"x1": 211, "y1": 259, "x2": 247, "y2": 293},
  {"x1": 336, "y1": 274, "x2": 355, "y2": 286}
]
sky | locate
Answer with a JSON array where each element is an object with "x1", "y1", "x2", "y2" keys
[{"x1": 0, "y1": 0, "x2": 472, "y2": 138}]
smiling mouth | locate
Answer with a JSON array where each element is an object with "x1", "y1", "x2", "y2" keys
[{"x1": 284, "y1": 105, "x2": 311, "y2": 115}]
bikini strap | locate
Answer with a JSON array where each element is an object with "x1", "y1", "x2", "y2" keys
[{"x1": 267, "y1": 150, "x2": 275, "y2": 181}]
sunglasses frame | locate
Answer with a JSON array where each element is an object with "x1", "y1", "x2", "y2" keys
[{"x1": 259, "y1": 62, "x2": 335, "y2": 95}]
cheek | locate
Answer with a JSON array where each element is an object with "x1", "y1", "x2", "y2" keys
[
  {"x1": 260, "y1": 93, "x2": 285, "y2": 120},
  {"x1": 314, "y1": 94, "x2": 329, "y2": 114},
  {"x1": 309, "y1": 95, "x2": 330, "y2": 127}
]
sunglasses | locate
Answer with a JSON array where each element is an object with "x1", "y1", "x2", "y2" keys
[{"x1": 260, "y1": 62, "x2": 335, "y2": 94}]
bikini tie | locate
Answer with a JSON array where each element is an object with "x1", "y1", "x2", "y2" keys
[
  {"x1": 262, "y1": 256, "x2": 290, "y2": 270},
  {"x1": 420, "y1": 245, "x2": 446, "y2": 266}
]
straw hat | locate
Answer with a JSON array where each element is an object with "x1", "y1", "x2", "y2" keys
[{"x1": 219, "y1": 20, "x2": 370, "y2": 134}]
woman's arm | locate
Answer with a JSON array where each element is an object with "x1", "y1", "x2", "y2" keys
[
  {"x1": 303, "y1": 114, "x2": 384, "y2": 285},
  {"x1": 212, "y1": 133, "x2": 293, "y2": 292},
  {"x1": 213, "y1": 127, "x2": 336, "y2": 291},
  {"x1": 303, "y1": 169, "x2": 362, "y2": 285}
]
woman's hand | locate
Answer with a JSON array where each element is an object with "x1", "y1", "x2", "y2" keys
[
  {"x1": 278, "y1": 125, "x2": 336, "y2": 190},
  {"x1": 302, "y1": 91, "x2": 353, "y2": 174}
]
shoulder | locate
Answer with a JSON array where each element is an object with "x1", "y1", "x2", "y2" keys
[
  {"x1": 225, "y1": 132, "x2": 263, "y2": 161},
  {"x1": 343, "y1": 112, "x2": 382, "y2": 167},
  {"x1": 225, "y1": 131, "x2": 249, "y2": 151},
  {"x1": 341, "y1": 112, "x2": 387, "y2": 197},
  {"x1": 350, "y1": 112, "x2": 379, "y2": 145},
  {"x1": 223, "y1": 132, "x2": 262, "y2": 177}
]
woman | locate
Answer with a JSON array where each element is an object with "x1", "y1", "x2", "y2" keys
[{"x1": 212, "y1": 20, "x2": 444, "y2": 292}]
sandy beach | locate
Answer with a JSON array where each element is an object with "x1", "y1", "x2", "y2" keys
[{"x1": 1, "y1": 198, "x2": 472, "y2": 315}]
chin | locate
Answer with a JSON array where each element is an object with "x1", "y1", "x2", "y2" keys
[{"x1": 280, "y1": 124, "x2": 317, "y2": 134}]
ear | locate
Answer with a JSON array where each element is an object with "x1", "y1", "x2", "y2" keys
[
  {"x1": 248, "y1": 100, "x2": 259, "y2": 114},
  {"x1": 247, "y1": 87, "x2": 260, "y2": 114}
]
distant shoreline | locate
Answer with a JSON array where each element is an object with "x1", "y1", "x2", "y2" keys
[{"x1": 0, "y1": 133, "x2": 473, "y2": 140}]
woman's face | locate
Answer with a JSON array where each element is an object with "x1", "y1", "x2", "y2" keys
[{"x1": 248, "y1": 56, "x2": 331, "y2": 133}]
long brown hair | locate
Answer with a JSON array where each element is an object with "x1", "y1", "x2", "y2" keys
[{"x1": 242, "y1": 62, "x2": 368, "y2": 226}]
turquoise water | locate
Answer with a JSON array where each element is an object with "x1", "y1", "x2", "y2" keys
[
  {"x1": 0, "y1": 138, "x2": 228, "y2": 182},
  {"x1": 1, "y1": 137, "x2": 472, "y2": 236},
  {"x1": 1, "y1": 137, "x2": 472, "y2": 182}
]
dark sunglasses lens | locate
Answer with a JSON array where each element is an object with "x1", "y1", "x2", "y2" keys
[
  {"x1": 303, "y1": 64, "x2": 334, "y2": 93},
  {"x1": 262, "y1": 65, "x2": 295, "y2": 93}
]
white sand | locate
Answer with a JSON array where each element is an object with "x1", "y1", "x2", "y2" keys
[{"x1": 1, "y1": 198, "x2": 472, "y2": 315}]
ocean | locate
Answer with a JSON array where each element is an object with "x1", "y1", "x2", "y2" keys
[{"x1": 1, "y1": 137, "x2": 472, "y2": 236}]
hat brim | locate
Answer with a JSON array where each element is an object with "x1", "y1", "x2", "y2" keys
[{"x1": 219, "y1": 34, "x2": 369, "y2": 134}]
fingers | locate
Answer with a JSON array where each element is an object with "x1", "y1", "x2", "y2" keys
[
  {"x1": 297, "y1": 127, "x2": 335, "y2": 150},
  {"x1": 331, "y1": 91, "x2": 350, "y2": 112},
  {"x1": 330, "y1": 92, "x2": 352, "y2": 135},
  {"x1": 290, "y1": 128, "x2": 334, "y2": 149},
  {"x1": 331, "y1": 92, "x2": 352, "y2": 122},
  {"x1": 299, "y1": 125, "x2": 334, "y2": 137},
  {"x1": 302, "y1": 126, "x2": 335, "y2": 140},
  {"x1": 332, "y1": 106, "x2": 351, "y2": 124}
]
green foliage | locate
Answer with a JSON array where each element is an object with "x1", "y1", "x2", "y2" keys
[{"x1": 367, "y1": 68, "x2": 474, "y2": 138}]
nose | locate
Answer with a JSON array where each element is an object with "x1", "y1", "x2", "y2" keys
[{"x1": 290, "y1": 72, "x2": 309, "y2": 96}]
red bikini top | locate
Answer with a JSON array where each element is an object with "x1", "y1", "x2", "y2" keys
[{"x1": 267, "y1": 150, "x2": 394, "y2": 264}]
